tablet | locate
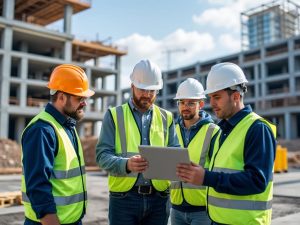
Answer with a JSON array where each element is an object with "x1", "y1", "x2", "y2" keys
[{"x1": 138, "y1": 145, "x2": 190, "y2": 181}]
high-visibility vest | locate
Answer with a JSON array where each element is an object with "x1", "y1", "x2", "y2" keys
[
  {"x1": 108, "y1": 103, "x2": 173, "y2": 192},
  {"x1": 208, "y1": 112, "x2": 276, "y2": 225},
  {"x1": 21, "y1": 111, "x2": 87, "y2": 223},
  {"x1": 171, "y1": 123, "x2": 218, "y2": 206}
]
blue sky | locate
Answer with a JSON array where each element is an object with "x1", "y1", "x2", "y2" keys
[{"x1": 63, "y1": 0, "x2": 284, "y2": 87}]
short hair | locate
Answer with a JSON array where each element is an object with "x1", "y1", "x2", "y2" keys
[
  {"x1": 50, "y1": 91, "x2": 59, "y2": 103},
  {"x1": 225, "y1": 83, "x2": 247, "y2": 97}
]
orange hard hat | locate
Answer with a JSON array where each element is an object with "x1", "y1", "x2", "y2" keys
[{"x1": 47, "y1": 64, "x2": 95, "y2": 97}]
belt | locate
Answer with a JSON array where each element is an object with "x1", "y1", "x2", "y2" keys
[{"x1": 131, "y1": 185, "x2": 155, "y2": 195}]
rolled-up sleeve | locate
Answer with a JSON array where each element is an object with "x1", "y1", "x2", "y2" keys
[{"x1": 95, "y1": 111, "x2": 128, "y2": 175}]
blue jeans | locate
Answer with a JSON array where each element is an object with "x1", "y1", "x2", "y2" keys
[
  {"x1": 109, "y1": 190, "x2": 169, "y2": 225},
  {"x1": 170, "y1": 208, "x2": 211, "y2": 225}
]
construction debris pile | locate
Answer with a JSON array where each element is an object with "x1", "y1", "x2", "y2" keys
[
  {"x1": 80, "y1": 136, "x2": 99, "y2": 167},
  {"x1": 0, "y1": 139, "x2": 21, "y2": 168},
  {"x1": 0, "y1": 137, "x2": 99, "y2": 172}
]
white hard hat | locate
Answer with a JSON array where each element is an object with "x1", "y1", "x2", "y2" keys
[
  {"x1": 130, "y1": 59, "x2": 163, "y2": 90},
  {"x1": 204, "y1": 62, "x2": 248, "y2": 95},
  {"x1": 174, "y1": 78, "x2": 206, "y2": 100}
]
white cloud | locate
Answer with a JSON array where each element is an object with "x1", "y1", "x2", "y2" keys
[
  {"x1": 193, "y1": 6, "x2": 241, "y2": 32},
  {"x1": 218, "y1": 33, "x2": 240, "y2": 51},
  {"x1": 116, "y1": 29, "x2": 215, "y2": 88},
  {"x1": 193, "y1": 0, "x2": 268, "y2": 32},
  {"x1": 114, "y1": 0, "x2": 271, "y2": 88}
]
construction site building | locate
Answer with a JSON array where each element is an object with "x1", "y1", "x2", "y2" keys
[
  {"x1": 0, "y1": 0, "x2": 127, "y2": 142},
  {"x1": 241, "y1": 0, "x2": 300, "y2": 50},
  {"x1": 159, "y1": 34, "x2": 300, "y2": 140}
]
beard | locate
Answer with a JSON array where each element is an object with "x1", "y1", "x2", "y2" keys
[
  {"x1": 132, "y1": 91, "x2": 156, "y2": 111},
  {"x1": 180, "y1": 110, "x2": 196, "y2": 120},
  {"x1": 63, "y1": 99, "x2": 85, "y2": 121}
]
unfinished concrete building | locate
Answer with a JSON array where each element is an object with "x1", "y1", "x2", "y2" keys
[
  {"x1": 241, "y1": 0, "x2": 300, "y2": 50},
  {"x1": 159, "y1": 36, "x2": 300, "y2": 140},
  {"x1": 0, "y1": 0, "x2": 127, "y2": 141},
  {"x1": 154, "y1": 1, "x2": 300, "y2": 141}
]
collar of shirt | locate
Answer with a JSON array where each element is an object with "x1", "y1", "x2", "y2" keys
[
  {"x1": 45, "y1": 103, "x2": 77, "y2": 129},
  {"x1": 218, "y1": 105, "x2": 252, "y2": 132},
  {"x1": 128, "y1": 97, "x2": 153, "y2": 114}
]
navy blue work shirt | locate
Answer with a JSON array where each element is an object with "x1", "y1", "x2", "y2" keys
[
  {"x1": 22, "y1": 103, "x2": 83, "y2": 225},
  {"x1": 204, "y1": 105, "x2": 276, "y2": 195}
]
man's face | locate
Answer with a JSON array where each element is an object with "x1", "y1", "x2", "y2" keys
[
  {"x1": 132, "y1": 85, "x2": 157, "y2": 111},
  {"x1": 208, "y1": 90, "x2": 236, "y2": 120},
  {"x1": 177, "y1": 100, "x2": 201, "y2": 120},
  {"x1": 63, "y1": 93, "x2": 87, "y2": 121}
]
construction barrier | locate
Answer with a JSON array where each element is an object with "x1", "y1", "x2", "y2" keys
[{"x1": 274, "y1": 145, "x2": 288, "y2": 173}]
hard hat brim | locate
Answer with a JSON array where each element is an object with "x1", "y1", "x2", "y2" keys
[
  {"x1": 173, "y1": 96, "x2": 206, "y2": 100},
  {"x1": 76, "y1": 89, "x2": 95, "y2": 97},
  {"x1": 133, "y1": 81, "x2": 162, "y2": 90}
]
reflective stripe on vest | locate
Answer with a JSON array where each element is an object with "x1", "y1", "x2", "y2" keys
[
  {"x1": 109, "y1": 103, "x2": 173, "y2": 192},
  {"x1": 21, "y1": 111, "x2": 87, "y2": 224},
  {"x1": 208, "y1": 112, "x2": 276, "y2": 225},
  {"x1": 208, "y1": 196, "x2": 272, "y2": 210},
  {"x1": 51, "y1": 166, "x2": 86, "y2": 179},
  {"x1": 171, "y1": 123, "x2": 218, "y2": 206},
  {"x1": 22, "y1": 191, "x2": 87, "y2": 206}
]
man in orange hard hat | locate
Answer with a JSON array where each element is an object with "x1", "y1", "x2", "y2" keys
[{"x1": 21, "y1": 64, "x2": 94, "y2": 225}]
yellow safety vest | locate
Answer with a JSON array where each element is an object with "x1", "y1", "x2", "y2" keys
[
  {"x1": 208, "y1": 112, "x2": 276, "y2": 225},
  {"x1": 109, "y1": 103, "x2": 173, "y2": 192},
  {"x1": 21, "y1": 111, "x2": 87, "y2": 223},
  {"x1": 171, "y1": 123, "x2": 219, "y2": 206}
]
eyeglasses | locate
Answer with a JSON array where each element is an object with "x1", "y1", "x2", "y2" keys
[
  {"x1": 177, "y1": 101, "x2": 199, "y2": 108},
  {"x1": 136, "y1": 87, "x2": 159, "y2": 95},
  {"x1": 63, "y1": 92, "x2": 87, "y2": 103}
]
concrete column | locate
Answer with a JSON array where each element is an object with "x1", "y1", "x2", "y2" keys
[
  {"x1": 288, "y1": 39, "x2": 295, "y2": 94},
  {"x1": 15, "y1": 117, "x2": 25, "y2": 142},
  {"x1": 64, "y1": 4, "x2": 73, "y2": 35},
  {"x1": 102, "y1": 76, "x2": 108, "y2": 110},
  {"x1": 290, "y1": 114, "x2": 297, "y2": 139},
  {"x1": 254, "y1": 64, "x2": 260, "y2": 110},
  {"x1": 3, "y1": 0, "x2": 15, "y2": 20},
  {"x1": 284, "y1": 112, "x2": 291, "y2": 140},
  {"x1": 260, "y1": 47, "x2": 266, "y2": 110},
  {"x1": 77, "y1": 123, "x2": 85, "y2": 138},
  {"x1": 85, "y1": 68, "x2": 91, "y2": 112},
  {"x1": 115, "y1": 56, "x2": 122, "y2": 106},
  {"x1": 95, "y1": 57, "x2": 101, "y2": 67},
  {"x1": 0, "y1": 111, "x2": 9, "y2": 138},
  {"x1": 93, "y1": 121, "x2": 101, "y2": 137},
  {"x1": 0, "y1": 26, "x2": 13, "y2": 138},
  {"x1": 20, "y1": 58, "x2": 28, "y2": 107},
  {"x1": 63, "y1": 3, "x2": 73, "y2": 61},
  {"x1": 64, "y1": 40, "x2": 72, "y2": 62}
]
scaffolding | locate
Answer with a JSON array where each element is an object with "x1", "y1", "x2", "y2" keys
[{"x1": 241, "y1": 0, "x2": 300, "y2": 50}]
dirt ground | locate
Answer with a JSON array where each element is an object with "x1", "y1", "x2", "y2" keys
[
  {"x1": 0, "y1": 138, "x2": 300, "y2": 224},
  {"x1": 0, "y1": 196, "x2": 300, "y2": 225}
]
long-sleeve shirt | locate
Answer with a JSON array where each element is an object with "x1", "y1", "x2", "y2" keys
[
  {"x1": 95, "y1": 99, "x2": 180, "y2": 186},
  {"x1": 204, "y1": 105, "x2": 276, "y2": 196},
  {"x1": 22, "y1": 103, "x2": 82, "y2": 225}
]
